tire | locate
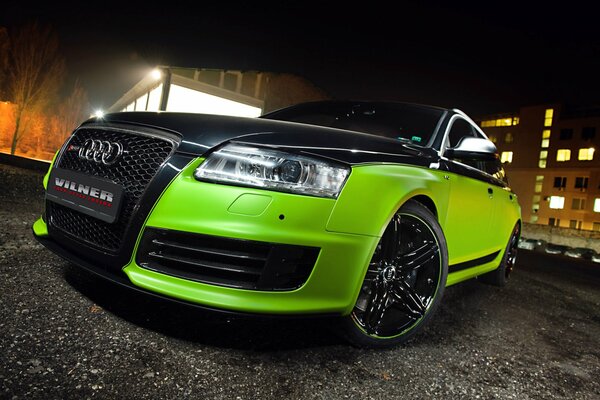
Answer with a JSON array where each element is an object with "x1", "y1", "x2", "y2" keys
[
  {"x1": 339, "y1": 200, "x2": 448, "y2": 348},
  {"x1": 478, "y1": 223, "x2": 520, "y2": 287}
]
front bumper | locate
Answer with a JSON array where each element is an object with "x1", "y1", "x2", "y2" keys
[{"x1": 35, "y1": 157, "x2": 381, "y2": 316}]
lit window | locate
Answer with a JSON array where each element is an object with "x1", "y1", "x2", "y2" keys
[
  {"x1": 488, "y1": 135, "x2": 497, "y2": 143},
  {"x1": 481, "y1": 117, "x2": 519, "y2": 127},
  {"x1": 544, "y1": 108, "x2": 554, "y2": 127},
  {"x1": 578, "y1": 148, "x2": 595, "y2": 161},
  {"x1": 166, "y1": 84, "x2": 262, "y2": 117},
  {"x1": 539, "y1": 151, "x2": 548, "y2": 168},
  {"x1": 533, "y1": 195, "x2": 541, "y2": 203},
  {"x1": 594, "y1": 198, "x2": 600, "y2": 212},
  {"x1": 146, "y1": 84, "x2": 163, "y2": 112},
  {"x1": 504, "y1": 132, "x2": 513, "y2": 143},
  {"x1": 556, "y1": 149, "x2": 571, "y2": 162},
  {"x1": 541, "y1": 129, "x2": 551, "y2": 148},
  {"x1": 500, "y1": 151, "x2": 513, "y2": 163},
  {"x1": 542, "y1": 130, "x2": 551, "y2": 138},
  {"x1": 534, "y1": 176, "x2": 543, "y2": 192},
  {"x1": 530, "y1": 215, "x2": 539, "y2": 223},
  {"x1": 549, "y1": 196, "x2": 565, "y2": 209},
  {"x1": 135, "y1": 93, "x2": 148, "y2": 111}
]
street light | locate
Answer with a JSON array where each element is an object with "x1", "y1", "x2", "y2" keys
[{"x1": 151, "y1": 69, "x2": 162, "y2": 80}]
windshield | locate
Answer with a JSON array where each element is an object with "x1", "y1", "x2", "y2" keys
[{"x1": 262, "y1": 102, "x2": 445, "y2": 146}]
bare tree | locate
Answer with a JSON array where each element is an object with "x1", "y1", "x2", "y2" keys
[
  {"x1": 56, "y1": 79, "x2": 89, "y2": 140},
  {"x1": 5, "y1": 22, "x2": 65, "y2": 155}
]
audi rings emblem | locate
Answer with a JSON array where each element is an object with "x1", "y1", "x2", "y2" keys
[{"x1": 78, "y1": 139, "x2": 124, "y2": 165}]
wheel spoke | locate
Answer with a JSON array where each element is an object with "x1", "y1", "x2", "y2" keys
[
  {"x1": 505, "y1": 229, "x2": 519, "y2": 277},
  {"x1": 382, "y1": 214, "x2": 401, "y2": 263},
  {"x1": 391, "y1": 280, "x2": 426, "y2": 319},
  {"x1": 397, "y1": 241, "x2": 438, "y2": 274},
  {"x1": 363, "y1": 276, "x2": 391, "y2": 334},
  {"x1": 364, "y1": 268, "x2": 379, "y2": 280}
]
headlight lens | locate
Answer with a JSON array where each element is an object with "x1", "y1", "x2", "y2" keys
[{"x1": 194, "y1": 144, "x2": 350, "y2": 198}]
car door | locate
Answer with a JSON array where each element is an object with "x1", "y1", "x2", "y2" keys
[
  {"x1": 480, "y1": 157, "x2": 519, "y2": 253},
  {"x1": 439, "y1": 117, "x2": 500, "y2": 265}
]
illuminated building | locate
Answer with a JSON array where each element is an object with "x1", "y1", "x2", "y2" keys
[
  {"x1": 107, "y1": 66, "x2": 327, "y2": 117},
  {"x1": 478, "y1": 104, "x2": 600, "y2": 231}
]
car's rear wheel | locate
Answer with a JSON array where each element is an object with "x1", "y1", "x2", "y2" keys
[
  {"x1": 340, "y1": 200, "x2": 448, "y2": 348},
  {"x1": 478, "y1": 223, "x2": 520, "y2": 287}
]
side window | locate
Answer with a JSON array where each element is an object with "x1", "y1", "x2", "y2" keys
[
  {"x1": 448, "y1": 118, "x2": 477, "y2": 148},
  {"x1": 452, "y1": 158, "x2": 507, "y2": 184},
  {"x1": 483, "y1": 159, "x2": 509, "y2": 184},
  {"x1": 446, "y1": 118, "x2": 505, "y2": 183}
]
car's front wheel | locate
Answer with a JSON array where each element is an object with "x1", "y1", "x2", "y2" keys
[{"x1": 340, "y1": 200, "x2": 448, "y2": 348}]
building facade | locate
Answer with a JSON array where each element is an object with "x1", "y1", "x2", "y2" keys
[
  {"x1": 107, "y1": 66, "x2": 328, "y2": 117},
  {"x1": 478, "y1": 104, "x2": 600, "y2": 231}
]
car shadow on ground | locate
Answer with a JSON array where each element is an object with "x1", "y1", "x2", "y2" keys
[
  {"x1": 62, "y1": 261, "x2": 503, "y2": 352},
  {"x1": 63, "y1": 264, "x2": 346, "y2": 351}
]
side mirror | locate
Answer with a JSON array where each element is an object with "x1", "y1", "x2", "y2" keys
[{"x1": 445, "y1": 137, "x2": 497, "y2": 160}]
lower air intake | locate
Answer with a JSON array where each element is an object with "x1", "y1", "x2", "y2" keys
[{"x1": 136, "y1": 228, "x2": 320, "y2": 291}]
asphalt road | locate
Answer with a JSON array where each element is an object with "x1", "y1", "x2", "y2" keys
[{"x1": 1, "y1": 163, "x2": 599, "y2": 399}]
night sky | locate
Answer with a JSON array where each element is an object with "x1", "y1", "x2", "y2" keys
[{"x1": 2, "y1": 2, "x2": 599, "y2": 117}]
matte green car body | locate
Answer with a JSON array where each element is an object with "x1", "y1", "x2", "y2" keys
[{"x1": 34, "y1": 152, "x2": 521, "y2": 316}]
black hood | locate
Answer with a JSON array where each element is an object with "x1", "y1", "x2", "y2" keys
[{"x1": 85, "y1": 112, "x2": 437, "y2": 166}]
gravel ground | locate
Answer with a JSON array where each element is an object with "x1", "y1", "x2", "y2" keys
[{"x1": 1, "y1": 163, "x2": 599, "y2": 399}]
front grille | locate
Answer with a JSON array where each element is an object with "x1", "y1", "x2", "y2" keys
[
  {"x1": 136, "y1": 228, "x2": 320, "y2": 291},
  {"x1": 47, "y1": 126, "x2": 175, "y2": 252}
]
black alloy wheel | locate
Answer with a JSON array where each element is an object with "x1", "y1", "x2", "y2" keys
[
  {"x1": 504, "y1": 226, "x2": 519, "y2": 279},
  {"x1": 479, "y1": 223, "x2": 520, "y2": 287},
  {"x1": 341, "y1": 200, "x2": 448, "y2": 348}
]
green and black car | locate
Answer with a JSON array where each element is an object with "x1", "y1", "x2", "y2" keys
[{"x1": 33, "y1": 101, "x2": 521, "y2": 347}]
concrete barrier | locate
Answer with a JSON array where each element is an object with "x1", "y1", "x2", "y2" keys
[
  {"x1": 0, "y1": 153, "x2": 50, "y2": 172},
  {"x1": 522, "y1": 222, "x2": 600, "y2": 252}
]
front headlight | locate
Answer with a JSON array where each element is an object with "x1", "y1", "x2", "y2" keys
[{"x1": 193, "y1": 143, "x2": 350, "y2": 198}]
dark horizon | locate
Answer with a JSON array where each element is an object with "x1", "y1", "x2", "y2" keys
[{"x1": 2, "y1": 3, "x2": 600, "y2": 117}]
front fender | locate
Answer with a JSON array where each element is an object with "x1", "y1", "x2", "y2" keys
[{"x1": 326, "y1": 164, "x2": 450, "y2": 237}]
